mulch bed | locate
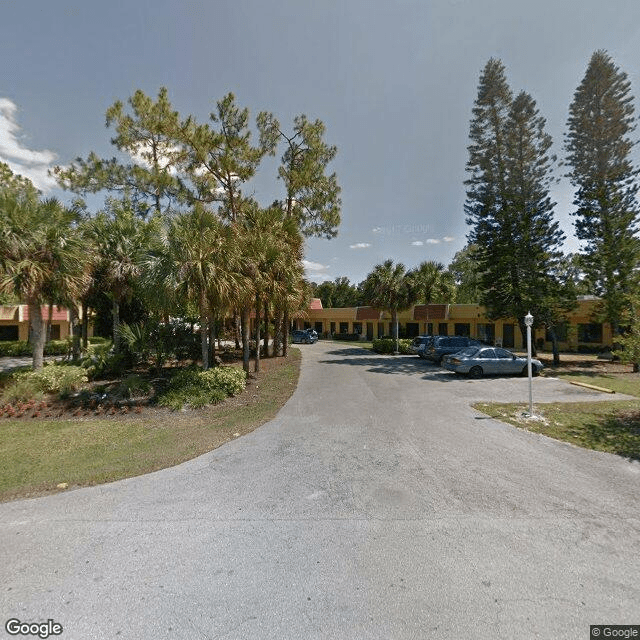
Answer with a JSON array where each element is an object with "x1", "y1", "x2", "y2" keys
[{"x1": 0, "y1": 353, "x2": 286, "y2": 422}]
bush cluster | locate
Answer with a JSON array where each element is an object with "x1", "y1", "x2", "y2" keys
[
  {"x1": 2, "y1": 364, "x2": 88, "y2": 403},
  {"x1": 372, "y1": 338, "x2": 413, "y2": 354},
  {"x1": 157, "y1": 366, "x2": 247, "y2": 410},
  {"x1": 332, "y1": 333, "x2": 363, "y2": 341},
  {"x1": 0, "y1": 339, "x2": 71, "y2": 357}
]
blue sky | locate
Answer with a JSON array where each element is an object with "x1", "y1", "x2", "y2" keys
[{"x1": 2, "y1": 0, "x2": 640, "y2": 284}]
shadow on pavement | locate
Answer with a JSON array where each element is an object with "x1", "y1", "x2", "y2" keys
[{"x1": 318, "y1": 352, "x2": 458, "y2": 381}]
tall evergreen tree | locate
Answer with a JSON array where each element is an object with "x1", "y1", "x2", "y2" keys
[
  {"x1": 465, "y1": 59, "x2": 572, "y2": 355},
  {"x1": 54, "y1": 88, "x2": 187, "y2": 217},
  {"x1": 564, "y1": 50, "x2": 640, "y2": 335}
]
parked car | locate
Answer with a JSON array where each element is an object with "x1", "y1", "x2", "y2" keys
[
  {"x1": 442, "y1": 346, "x2": 544, "y2": 378},
  {"x1": 421, "y1": 336, "x2": 481, "y2": 363},
  {"x1": 291, "y1": 329, "x2": 318, "y2": 344},
  {"x1": 409, "y1": 335, "x2": 431, "y2": 355}
]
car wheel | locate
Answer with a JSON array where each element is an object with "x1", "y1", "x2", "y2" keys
[{"x1": 468, "y1": 366, "x2": 483, "y2": 379}]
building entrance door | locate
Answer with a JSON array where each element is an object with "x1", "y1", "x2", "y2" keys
[{"x1": 503, "y1": 324, "x2": 515, "y2": 348}]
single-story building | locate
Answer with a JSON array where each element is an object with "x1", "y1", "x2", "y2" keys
[
  {"x1": 0, "y1": 305, "x2": 80, "y2": 342},
  {"x1": 293, "y1": 297, "x2": 618, "y2": 352}
]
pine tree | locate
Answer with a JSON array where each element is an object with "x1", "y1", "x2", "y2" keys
[
  {"x1": 565, "y1": 50, "x2": 640, "y2": 335},
  {"x1": 465, "y1": 60, "x2": 572, "y2": 355}
]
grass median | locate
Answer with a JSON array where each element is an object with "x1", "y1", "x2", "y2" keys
[
  {"x1": 475, "y1": 368, "x2": 640, "y2": 461},
  {"x1": 0, "y1": 349, "x2": 301, "y2": 502}
]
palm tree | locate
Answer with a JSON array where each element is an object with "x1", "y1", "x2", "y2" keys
[
  {"x1": 0, "y1": 193, "x2": 89, "y2": 369},
  {"x1": 361, "y1": 259, "x2": 416, "y2": 346},
  {"x1": 239, "y1": 203, "x2": 304, "y2": 371},
  {"x1": 162, "y1": 205, "x2": 244, "y2": 370},
  {"x1": 88, "y1": 199, "x2": 153, "y2": 353},
  {"x1": 409, "y1": 260, "x2": 456, "y2": 305}
]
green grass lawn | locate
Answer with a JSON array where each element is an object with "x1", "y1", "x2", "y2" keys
[
  {"x1": 0, "y1": 350, "x2": 301, "y2": 502},
  {"x1": 476, "y1": 370, "x2": 640, "y2": 460}
]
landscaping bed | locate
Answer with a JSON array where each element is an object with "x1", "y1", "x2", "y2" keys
[{"x1": 0, "y1": 350, "x2": 301, "y2": 502}]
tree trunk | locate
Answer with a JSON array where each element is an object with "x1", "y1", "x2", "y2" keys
[
  {"x1": 518, "y1": 321, "x2": 537, "y2": 357},
  {"x1": 255, "y1": 294, "x2": 262, "y2": 374},
  {"x1": 263, "y1": 302, "x2": 270, "y2": 358},
  {"x1": 200, "y1": 294, "x2": 209, "y2": 370},
  {"x1": 241, "y1": 308, "x2": 251, "y2": 374},
  {"x1": 29, "y1": 302, "x2": 46, "y2": 371},
  {"x1": 550, "y1": 328, "x2": 560, "y2": 366},
  {"x1": 233, "y1": 310, "x2": 241, "y2": 349},
  {"x1": 209, "y1": 318, "x2": 216, "y2": 366},
  {"x1": 273, "y1": 309, "x2": 283, "y2": 356},
  {"x1": 70, "y1": 305, "x2": 81, "y2": 361},
  {"x1": 112, "y1": 299, "x2": 121, "y2": 353},
  {"x1": 283, "y1": 309, "x2": 289, "y2": 357},
  {"x1": 81, "y1": 302, "x2": 89, "y2": 349},
  {"x1": 46, "y1": 302, "x2": 53, "y2": 343}
]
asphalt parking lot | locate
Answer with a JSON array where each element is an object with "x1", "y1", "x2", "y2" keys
[{"x1": 1, "y1": 341, "x2": 638, "y2": 639}]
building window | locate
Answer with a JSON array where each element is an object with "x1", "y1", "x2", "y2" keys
[
  {"x1": 545, "y1": 322, "x2": 568, "y2": 342},
  {"x1": 477, "y1": 323, "x2": 495, "y2": 343},
  {"x1": 454, "y1": 323, "x2": 470, "y2": 337},
  {"x1": 427, "y1": 322, "x2": 433, "y2": 335},
  {"x1": 578, "y1": 323, "x2": 602, "y2": 343},
  {"x1": 339, "y1": 322, "x2": 349, "y2": 334},
  {"x1": 377, "y1": 323, "x2": 384, "y2": 338},
  {"x1": 49, "y1": 324, "x2": 61, "y2": 340},
  {"x1": 405, "y1": 322, "x2": 419, "y2": 337},
  {"x1": 352, "y1": 322, "x2": 362, "y2": 335},
  {"x1": 0, "y1": 325, "x2": 19, "y2": 341},
  {"x1": 314, "y1": 322, "x2": 323, "y2": 335},
  {"x1": 438, "y1": 323, "x2": 448, "y2": 336},
  {"x1": 330, "y1": 322, "x2": 336, "y2": 334}
]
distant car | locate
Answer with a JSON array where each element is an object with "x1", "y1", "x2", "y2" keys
[
  {"x1": 291, "y1": 329, "x2": 318, "y2": 344},
  {"x1": 442, "y1": 346, "x2": 544, "y2": 378},
  {"x1": 421, "y1": 336, "x2": 481, "y2": 363},
  {"x1": 409, "y1": 335, "x2": 431, "y2": 355}
]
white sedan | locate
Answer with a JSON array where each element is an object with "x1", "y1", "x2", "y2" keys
[{"x1": 442, "y1": 346, "x2": 543, "y2": 378}]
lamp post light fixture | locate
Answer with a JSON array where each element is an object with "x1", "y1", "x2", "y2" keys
[{"x1": 524, "y1": 311, "x2": 534, "y2": 416}]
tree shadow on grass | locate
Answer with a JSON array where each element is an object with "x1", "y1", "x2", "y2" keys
[{"x1": 581, "y1": 409, "x2": 640, "y2": 461}]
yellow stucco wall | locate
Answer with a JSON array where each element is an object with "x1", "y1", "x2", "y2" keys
[{"x1": 302, "y1": 299, "x2": 616, "y2": 351}]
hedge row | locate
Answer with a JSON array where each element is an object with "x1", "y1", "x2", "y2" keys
[
  {"x1": 0, "y1": 340, "x2": 71, "y2": 357},
  {"x1": 372, "y1": 338, "x2": 413, "y2": 354}
]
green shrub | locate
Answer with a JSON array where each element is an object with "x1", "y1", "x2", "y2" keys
[
  {"x1": 81, "y1": 344, "x2": 129, "y2": 379},
  {"x1": 372, "y1": 338, "x2": 413, "y2": 354},
  {"x1": 44, "y1": 339, "x2": 71, "y2": 356},
  {"x1": 114, "y1": 374, "x2": 152, "y2": 399},
  {"x1": 1, "y1": 377, "x2": 44, "y2": 404},
  {"x1": 0, "y1": 341, "x2": 31, "y2": 357},
  {"x1": 156, "y1": 365, "x2": 246, "y2": 410},
  {"x1": 332, "y1": 333, "x2": 362, "y2": 341},
  {"x1": 199, "y1": 367, "x2": 247, "y2": 396},
  {"x1": 14, "y1": 364, "x2": 88, "y2": 394}
]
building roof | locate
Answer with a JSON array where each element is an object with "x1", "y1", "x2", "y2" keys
[
  {"x1": 309, "y1": 298, "x2": 323, "y2": 310},
  {"x1": 413, "y1": 304, "x2": 448, "y2": 320},
  {"x1": 355, "y1": 306, "x2": 381, "y2": 321}
]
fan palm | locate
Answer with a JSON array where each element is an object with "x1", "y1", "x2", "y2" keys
[
  {"x1": 0, "y1": 194, "x2": 89, "y2": 369},
  {"x1": 361, "y1": 259, "x2": 416, "y2": 342},
  {"x1": 163, "y1": 205, "x2": 244, "y2": 369}
]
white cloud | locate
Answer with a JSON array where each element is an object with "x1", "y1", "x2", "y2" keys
[
  {"x1": 426, "y1": 238, "x2": 441, "y2": 244},
  {"x1": 372, "y1": 227, "x2": 383, "y2": 234},
  {"x1": 411, "y1": 241, "x2": 424, "y2": 246},
  {"x1": 303, "y1": 259, "x2": 331, "y2": 281},
  {"x1": 443, "y1": 236, "x2": 455, "y2": 242},
  {"x1": 349, "y1": 242, "x2": 371, "y2": 249},
  {"x1": 0, "y1": 98, "x2": 58, "y2": 191}
]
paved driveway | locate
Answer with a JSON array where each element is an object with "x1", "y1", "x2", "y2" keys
[{"x1": 1, "y1": 342, "x2": 639, "y2": 639}]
